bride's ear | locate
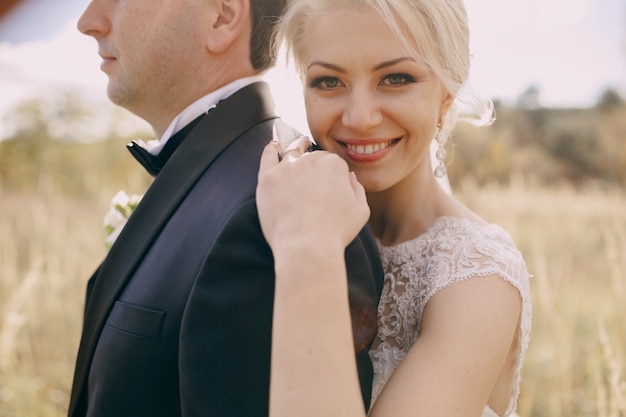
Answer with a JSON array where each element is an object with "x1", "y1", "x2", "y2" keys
[
  {"x1": 206, "y1": 0, "x2": 249, "y2": 54},
  {"x1": 439, "y1": 91, "x2": 455, "y2": 116}
]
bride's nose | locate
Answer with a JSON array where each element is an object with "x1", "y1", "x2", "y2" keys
[{"x1": 341, "y1": 88, "x2": 383, "y2": 132}]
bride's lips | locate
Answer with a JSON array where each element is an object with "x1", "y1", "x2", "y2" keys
[{"x1": 338, "y1": 138, "x2": 400, "y2": 162}]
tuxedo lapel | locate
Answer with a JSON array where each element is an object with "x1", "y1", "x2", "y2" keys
[{"x1": 70, "y1": 82, "x2": 277, "y2": 415}]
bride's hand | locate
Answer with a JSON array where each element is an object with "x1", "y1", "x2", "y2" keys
[{"x1": 256, "y1": 137, "x2": 370, "y2": 254}]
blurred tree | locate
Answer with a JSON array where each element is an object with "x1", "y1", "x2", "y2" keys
[
  {"x1": 596, "y1": 87, "x2": 624, "y2": 110},
  {"x1": 3, "y1": 92, "x2": 97, "y2": 142},
  {"x1": 517, "y1": 85, "x2": 541, "y2": 110},
  {"x1": 0, "y1": 93, "x2": 152, "y2": 195}
]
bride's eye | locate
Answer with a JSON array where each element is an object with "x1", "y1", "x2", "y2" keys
[
  {"x1": 380, "y1": 73, "x2": 416, "y2": 86},
  {"x1": 308, "y1": 76, "x2": 343, "y2": 90}
]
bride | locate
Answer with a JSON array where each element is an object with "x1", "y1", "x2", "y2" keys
[{"x1": 256, "y1": 0, "x2": 531, "y2": 416}]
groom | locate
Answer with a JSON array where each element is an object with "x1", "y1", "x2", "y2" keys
[{"x1": 68, "y1": 0, "x2": 383, "y2": 416}]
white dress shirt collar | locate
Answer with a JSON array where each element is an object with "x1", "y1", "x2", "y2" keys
[{"x1": 144, "y1": 75, "x2": 264, "y2": 155}]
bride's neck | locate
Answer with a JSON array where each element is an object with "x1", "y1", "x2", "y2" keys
[{"x1": 366, "y1": 181, "x2": 446, "y2": 246}]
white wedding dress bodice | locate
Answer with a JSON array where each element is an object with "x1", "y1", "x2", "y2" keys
[{"x1": 369, "y1": 217, "x2": 531, "y2": 417}]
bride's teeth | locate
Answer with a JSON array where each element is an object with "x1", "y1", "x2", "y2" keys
[{"x1": 347, "y1": 141, "x2": 391, "y2": 155}]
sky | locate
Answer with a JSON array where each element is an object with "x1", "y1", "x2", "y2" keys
[{"x1": 0, "y1": 0, "x2": 624, "y2": 140}]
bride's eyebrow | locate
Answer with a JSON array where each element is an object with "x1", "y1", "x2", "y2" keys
[
  {"x1": 306, "y1": 61, "x2": 346, "y2": 73},
  {"x1": 372, "y1": 57, "x2": 416, "y2": 71},
  {"x1": 306, "y1": 57, "x2": 417, "y2": 73}
]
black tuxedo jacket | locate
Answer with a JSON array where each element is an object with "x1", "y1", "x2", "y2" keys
[{"x1": 68, "y1": 82, "x2": 384, "y2": 417}]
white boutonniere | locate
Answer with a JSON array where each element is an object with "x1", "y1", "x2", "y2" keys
[{"x1": 104, "y1": 191, "x2": 143, "y2": 250}]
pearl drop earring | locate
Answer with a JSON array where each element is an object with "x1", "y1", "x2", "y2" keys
[{"x1": 434, "y1": 124, "x2": 447, "y2": 178}]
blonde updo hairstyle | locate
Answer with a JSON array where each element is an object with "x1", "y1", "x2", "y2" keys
[{"x1": 274, "y1": 0, "x2": 494, "y2": 142}]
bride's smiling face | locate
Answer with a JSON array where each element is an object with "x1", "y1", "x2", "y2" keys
[{"x1": 300, "y1": 7, "x2": 453, "y2": 193}]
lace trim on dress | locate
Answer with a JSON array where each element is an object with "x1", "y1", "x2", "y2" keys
[{"x1": 369, "y1": 217, "x2": 532, "y2": 417}]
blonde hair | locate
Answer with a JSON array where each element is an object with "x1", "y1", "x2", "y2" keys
[{"x1": 273, "y1": 0, "x2": 494, "y2": 140}]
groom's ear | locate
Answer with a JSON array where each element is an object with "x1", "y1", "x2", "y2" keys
[{"x1": 205, "y1": 0, "x2": 250, "y2": 54}]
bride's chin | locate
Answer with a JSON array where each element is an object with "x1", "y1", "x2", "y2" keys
[{"x1": 353, "y1": 176, "x2": 385, "y2": 194}]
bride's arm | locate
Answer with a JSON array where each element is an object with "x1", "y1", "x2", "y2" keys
[
  {"x1": 257, "y1": 139, "x2": 523, "y2": 417},
  {"x1": 270, "y1": 234, "x2": 365, "y2": 417},
  {"x1": 256, "y1": 138, "x2": 368, "y2": 417}
]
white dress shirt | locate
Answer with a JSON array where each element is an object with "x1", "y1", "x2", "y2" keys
[{"x1": 139, "y1": 75, "x2": 264, "y2": 155}]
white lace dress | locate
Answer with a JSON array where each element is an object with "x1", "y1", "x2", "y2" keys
[{"x1": 369, "y1": 217, "x2": 531, "y2": 417}]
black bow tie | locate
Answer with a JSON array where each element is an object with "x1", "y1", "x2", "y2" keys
[{"x1": 128, "y1": 113, "x2": 207, "y2": 176}]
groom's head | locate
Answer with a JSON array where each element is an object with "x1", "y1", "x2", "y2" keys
[{"x1": 77, "y1": 0, "x2": 287, "y2": 134}]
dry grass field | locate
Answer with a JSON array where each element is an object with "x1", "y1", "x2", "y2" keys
[{"x1": 0, "y1": 177, "x2": 625, "y2": 417}]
